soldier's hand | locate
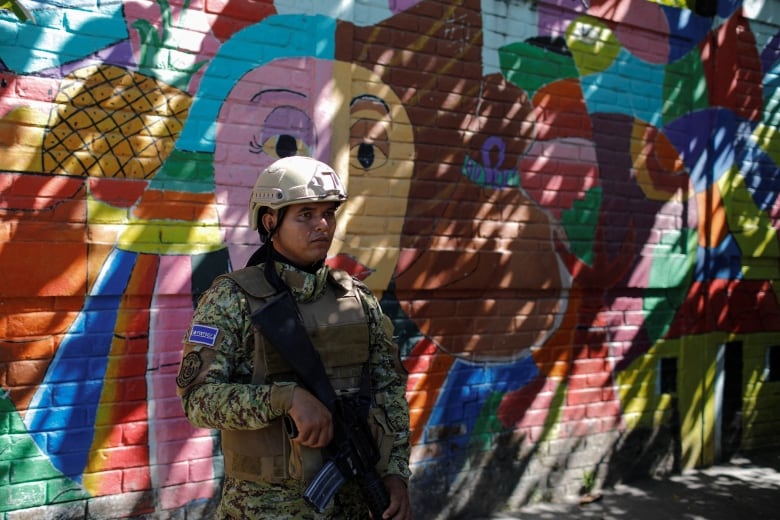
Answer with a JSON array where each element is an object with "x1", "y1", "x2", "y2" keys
[
  {"x1": 287, "y1": 387, "x2": 333, "y2": 448},
  {"x1": 379, "y1": 475, "x2": 411, "y2": 520}
]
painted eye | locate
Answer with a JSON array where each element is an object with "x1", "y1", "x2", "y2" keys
[
  {"x1": 349, "y1": 140, "x2": 388, "y2": 170},
  {"x1": 249, "y1": 105, "x2": 316, "y2": 159},
  {"x1": 250, "y1": 134, "x2": 312, "y2": 159},
  {"x1": 349, "y1": 95, "x2": 392, "y2": 171}
]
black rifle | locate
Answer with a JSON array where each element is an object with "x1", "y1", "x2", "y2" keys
[{"x1": 251, "y1": 290, "x2": 390, "y2": 518}]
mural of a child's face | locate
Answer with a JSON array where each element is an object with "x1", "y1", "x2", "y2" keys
[
  {"x1": 345, "y1": 4, "x2": 568, "y2": 362},
  {"x1": 214, "y1": 58, "x2": 413, "y2": 295}
]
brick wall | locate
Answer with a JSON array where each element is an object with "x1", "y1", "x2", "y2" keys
[{"x1": 1, "y1": 1, "x2": 780, "y2": 518}]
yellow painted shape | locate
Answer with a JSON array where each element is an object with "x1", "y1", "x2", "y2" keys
[
  {"x1": 718, "y1": 167, "x2": 780, "y2": 280},
  {"x1": 117, "y1": 221, "x2": 223, "y2": 254},
  {"x1": 616, "y1": 334, "x2": 727, "y2": 469},
  {"x1": 0, "y1": 106, "x2": 46, "y2": 172},
  {"x1": 330, "y1": 62, "x2": 415, "y2": 296},
  {"x1": 738, "y1": 332, "x2": 780, "y2": 446},
  {"x1": 753, "y1": 123, "x2": 780, "y2": 165},
  {"x1": 566, "y1": 16, "x2": 621, "y2": 76},
  {"x1": 619, "y1": 330, "x2": 780, "y2": 466},
  {"x1": 87, "y1": 194, "x2": 223, "y2": 255}
]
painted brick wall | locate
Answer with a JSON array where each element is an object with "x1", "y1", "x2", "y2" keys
[{"x1": 2, "y1": 1, "x2": 780, "y2": 519}]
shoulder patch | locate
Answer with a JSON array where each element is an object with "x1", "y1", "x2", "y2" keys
[
  {"x1": 176, "y1": 351, "x2": 203, "y2": 389},
  {"x1": 188, "y1": 324, "x2": 219, "y2": 347}
]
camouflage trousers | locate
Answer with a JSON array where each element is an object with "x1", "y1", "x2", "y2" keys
[{"x1": 216, "y1": 476, "x2": 371, "y2": 519}]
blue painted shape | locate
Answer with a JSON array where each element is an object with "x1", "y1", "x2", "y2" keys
[
  {"x1": 714, "y1": 0, "x2": 743, "y2": 19},
  {"x1": 734, "y1": 128, "x2": 780, "y2": 212},
  {"x1": 662, "y1": 4, "x2": 713, "y2": 63},
  {"x1": 0, "y1": 4, "x2": 126, "y2": 73},
  {"x1": 663, "y1": 108, "x2": 741, "y2": 192},
  {"x1": 173, "y1": 14, "x2": 337, "y2": 156},
  {"x1": 580, "y1": 47, "x2": 666, "y2": 126},
  {"x1": 694, "y1": 234, "x2": 743, "y2": 281},
  {"x1": 23, "y1": 248, "x2": 137, "y2": 483},
  {"x1": 424, "y1": 355, "x2": 539, "y2": 460}
]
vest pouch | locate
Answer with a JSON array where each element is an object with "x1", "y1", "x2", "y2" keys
[
  {"x1": 288, "y1": 439, "x2": 325, "y2": 482},
  {"x1": 367, "y1": 403, "x2": 394, "y2": 474},
  {"x1": 222, "y1": 424, "x2": 290, "y2": 483}
]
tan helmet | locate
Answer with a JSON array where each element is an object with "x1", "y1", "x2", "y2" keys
[{"x1": 249, "y1": 156, "x2": 347, "y2": 230}]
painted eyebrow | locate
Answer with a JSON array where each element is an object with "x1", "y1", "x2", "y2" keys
[
  {"x1": 251, "y1": 88, "x2": 307, "y2": 103},
  {"x1": 350, "y1": 94, "x2": 390, "y2": 113}
]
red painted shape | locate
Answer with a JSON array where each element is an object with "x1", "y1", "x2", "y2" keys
[
  {"x1": 206, "y1": 0, "x2": 276, "y2": 41},
  {"x1": 666, "y1": 279, "x2": 780, "y2": 337},
  {"x1": 88, "y1": 178, "x2": 148, "y2": 208},
  {"x1": 700, "y1": 9, "x2": 763, "y2": 122}
]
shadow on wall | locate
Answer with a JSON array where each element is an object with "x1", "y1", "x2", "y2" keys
[{"x1": 408, "y1": 391, "x2": 684, "y2": 519}]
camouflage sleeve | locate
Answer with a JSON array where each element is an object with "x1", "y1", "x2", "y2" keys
[
  {"x1": 357, "y1": 282, "x2": 412, "y2": 482},
  {"x1": 177, "y1": 277, "x2": 295, "y2": 431}
]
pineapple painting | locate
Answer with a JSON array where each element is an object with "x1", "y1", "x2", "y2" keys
[{"x1": 42, "y1": 64, "x2": 191, "y2": 179}]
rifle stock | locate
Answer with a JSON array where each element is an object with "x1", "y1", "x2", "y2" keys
[{"x1": 251, "y1": 290, "x2": 390, "y2": 517}]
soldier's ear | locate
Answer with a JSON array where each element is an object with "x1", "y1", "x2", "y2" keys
[{"x1": 262, "y1": 211, "x2": 276, "y2": 234}]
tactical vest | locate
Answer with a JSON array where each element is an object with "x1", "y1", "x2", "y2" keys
[{"x1": 219, "y1": 265, "x2": 372, "y2": 484}]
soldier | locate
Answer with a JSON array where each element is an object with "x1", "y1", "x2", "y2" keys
[{"x1": 176, "y1": 156, "x2": 412, "y2": 519}]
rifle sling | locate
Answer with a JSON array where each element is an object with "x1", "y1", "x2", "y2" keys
[{"x1": 250, "y1": 290, "x2": 339, "y2": 412}]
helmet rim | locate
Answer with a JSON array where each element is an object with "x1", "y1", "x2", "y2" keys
[{"x1": 249, "y1": 156, "x2": 347, "y2": 231}]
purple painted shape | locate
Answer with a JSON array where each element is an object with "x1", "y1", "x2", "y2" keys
[
  {"x1": 537, "y1": 0, "x2": 586, "y2": 39},
  {"x1": 761, "y1": 31, "x2": 780, "y2": 76},
  {"x1": 389, "y1": 0, "x2": 422, "y2": 15}
]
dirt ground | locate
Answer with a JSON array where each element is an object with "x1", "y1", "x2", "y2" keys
[{"x1": 483, "y1": 450, "x2": 780, "y2": 520}]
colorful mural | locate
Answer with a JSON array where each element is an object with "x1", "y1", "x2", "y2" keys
[{"x1": 1, "y1": 0, "x2": 779, "y2": 518}]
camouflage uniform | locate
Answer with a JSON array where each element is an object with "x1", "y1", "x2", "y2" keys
[{"x1": 177, "y1": 261, "x2": 411, "y2": 519}]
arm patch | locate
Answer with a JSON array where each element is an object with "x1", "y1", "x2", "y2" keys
[
  {"x1": 188, "y1": 324, "x2": 220, "y2": 347},
  {"x1": 176, "y1": 351, "x2": 202, "y2": 388},
  {"x1": 176, "y1": 345, "x2": 218, "y2": 396}
]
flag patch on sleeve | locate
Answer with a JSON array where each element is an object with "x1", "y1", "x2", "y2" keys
[{"x1": 188, "y1": 324, "x2": 219, "y2": 347}]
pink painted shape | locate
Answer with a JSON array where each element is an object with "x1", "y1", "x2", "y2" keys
[
  {"x1": 589, "y1": 0, "x2": 670, "y2": 64},
  {"x1": 159, "y1": 482, "x2": 219, "y2": 511},
  {"x1": 519, "y1": 137, "x2": 599, "y2": 219},
  {"x1": 770, "y1": 192, "x2": 780, "y2": 231},
  {"x1": 0, "y1": 73, "x2": 58, "y2": 119},
  {"x1": 149, "y1": 255, "x2": 216, "y2": 508},
  {"x1": 157, "y1": 435, "x2": 216, "y2": 465},
  {"x1": 310, "y1": 59, "x2": 336, "y2": 162}
]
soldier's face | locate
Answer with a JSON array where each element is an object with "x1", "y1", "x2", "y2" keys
[{"x1": 265, "y1": 202, "x2": 339, "y2": 266}]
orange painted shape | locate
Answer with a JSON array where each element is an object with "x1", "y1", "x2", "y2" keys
[
  {"x1": 630, "y1": 120, "x2": 689, "y2": 201},
  {"x1": 131, "y1": 188, "x2": 218, "y2": 221},
  {"x1": 404, "y1": 338, "x2": 455, "y2": 445},
  {"x1": 696, "y1": 184, "x2": 728, "y2": 248},
  {"x1": 531, "y1": 78, "x2": 592, "y2": 141},
  {"x1": 86, "y1": 254, "x2": 158, "y2": 495}
]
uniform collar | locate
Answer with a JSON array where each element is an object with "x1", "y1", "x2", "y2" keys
[{"x1": 276, "y1": 261, "x2": 329, "y2": 302}]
